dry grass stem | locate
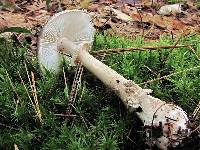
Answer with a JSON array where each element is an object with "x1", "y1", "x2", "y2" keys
[
  {"x1": 189, "y1": 125, "x2": 200, "y2": 136},
  {"x1": 24, "y1": 63, "x2": 42, "y2": 123},
  {"x1": 5, "y1": 70, "x2": 20, "y2": 115},
  {"x1": 139, "y1": 65, "x2": 200, "y2": 85},
  {"x1": 18, "y1": 71, "x2": 37, "y2": 114},
  {"x1": 31, "y1": 71, "x2": 42, "y2": 123},
  {"x1": 192, "y1": 100, "x2": 200, "y2": 120},
  {"x1": 70, "y1": 104, "x2": 89, "y2": 130},
  {"x1": 63, "y1": 67, "x2": 68, "y2": 92},
  {"x1": 188, "y1": 45, "x2": 200, "y2": 61},
  {"x1": 143, "y1": 65, "x2": 157, "y2": 76},
  {"x1": 66, "y1": 63, "x2": 84, "y2": 114},
  {"x1": 55, "y1": 114, "x2": 77, "y2": 117}
]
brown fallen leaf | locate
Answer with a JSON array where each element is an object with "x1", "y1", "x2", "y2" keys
[
  {"x1": 0, "y1": 13, "x2": 32, "y2": 30},
  {"x1": 26, "y1": 2, "x2": 46, "y2": 12},
  {"x1": 88, "y1": 3, "x2": 99, "y2": 12},
  {"x1": 111, "y1": 8, "x2": 132, "y2": 22},
  {"x1": 80, "y1": 0, "x2": 91, "y2": 9},
  {"x1": 130, "y1": 13, "x2": 188, "y2": 31}
]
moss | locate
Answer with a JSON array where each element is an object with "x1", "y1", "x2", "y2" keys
[{"x1": 0, "y1": 33, "x2": 199, "y2": 149}]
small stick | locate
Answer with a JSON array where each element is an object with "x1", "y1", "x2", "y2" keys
[{"x1": 136, "y1": 6, "x2": 144, "y2": 37}]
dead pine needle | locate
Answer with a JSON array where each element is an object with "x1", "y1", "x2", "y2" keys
[
  {"x1": 5, "y1": 70, "x2": 20, "y2": 115},
  {"x1": 189, "y1": 125, "x2": 200, "y2": 136},
  {"x1": 139, "y1": 65, "x2": 200, "y2": 85},
  {"x1": 70, "y1": 104, "x2": 89, "y2": 130},
  {"x1": 55, "y1": 114, "x2": 77, "y2": 117},
  {"x1": 18, "y1": 71, "x2": 37, "y2": 113},
  {"x1": 192, "y1": 100, "x2": 200, "y2": 120},
  {"x1": 187, "y1": 45, "x2": 200, "y2": 61},
  {"x1": 63, "y1": 67, "x2": 68, "y2": 93}
]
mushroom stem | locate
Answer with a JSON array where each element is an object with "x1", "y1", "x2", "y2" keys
[
  {"x1": 59, "y1": 37, "x2": 141, "y2": 110},
  {"x1": 58, "y1": 37, "x2": 190, "y2": 149}
]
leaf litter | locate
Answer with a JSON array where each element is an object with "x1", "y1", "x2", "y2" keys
[{"x1": 0, "y1": 0, "x2": 199, "y2": 49}]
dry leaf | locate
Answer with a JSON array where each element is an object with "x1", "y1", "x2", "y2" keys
[
  {"x1": 0, "y1": 13, "x2": 32, "y2": 29},
  {"x1": 80, "y1": 0, "x2": 91, "y2": 9},
  {"x1": 111, "y1": 8, "x2": 132, "y2": 22}
]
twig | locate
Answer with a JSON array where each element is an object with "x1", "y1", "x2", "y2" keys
[
  {"x1": 24, "y1": 63, "x2": 34, "y2": 93},
  {"x1": 163, "y1": 31, "x2": 191, "y2": 64},
  {"x1": 139, "y1": 65, "x2": 200, "y2": 85},
  {"x1": 63, "y1": 67, "x2": 68, "y2": 89},
  {"x1": 92, "y1": 45, "x2": 191, "y2": 56}
]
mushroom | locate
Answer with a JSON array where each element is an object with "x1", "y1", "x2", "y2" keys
[
  {"x1": 38, "y1": 10, "x2": 190, "y2": 149},
  {"x1": 37, "y1": 10, "x2": 95, "y2": 73}
]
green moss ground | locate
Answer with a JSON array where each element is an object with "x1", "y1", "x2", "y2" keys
[{"x1": 0, "y1": 33, "x2": 199, "y2": 149}]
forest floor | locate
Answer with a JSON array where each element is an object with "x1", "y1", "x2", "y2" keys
[{"x1": 0, "y1": 0, "x2": 200, "y2": 150}]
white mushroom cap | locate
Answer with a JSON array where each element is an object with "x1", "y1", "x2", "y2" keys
[{"x1": 37, "y1": 10, "x2": 95, "y2": 73}]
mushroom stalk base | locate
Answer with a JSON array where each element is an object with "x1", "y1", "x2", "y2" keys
[{"x1": 58, "y1": 38, "x2": 190, "y2": 149}]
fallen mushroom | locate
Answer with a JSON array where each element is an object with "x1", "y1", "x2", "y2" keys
[{"x1": 38, "y1": 10, "x2": 190, "y2": 149}]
